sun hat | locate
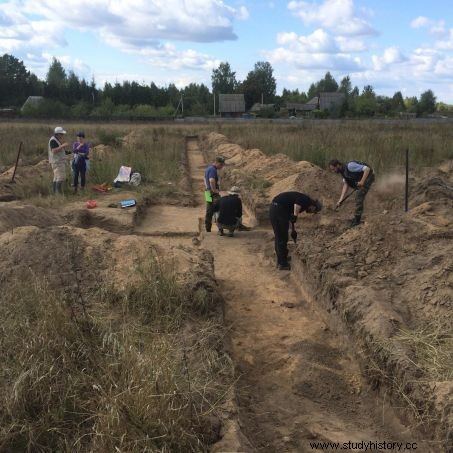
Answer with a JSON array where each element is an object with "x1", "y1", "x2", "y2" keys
[
  {"x1": 228, "y1": 186, "x2": 241, "y2": 195},
  {"x1": 54, "y1": 126, "x2": 66, "y2": 135}
]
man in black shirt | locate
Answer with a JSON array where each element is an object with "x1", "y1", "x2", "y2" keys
[
  {"x1": 270, "y1": 192, "x2": 322, "y2": 270},
  {"x1": 214, "y1": 186, "x2": 243, "y2": 237}
]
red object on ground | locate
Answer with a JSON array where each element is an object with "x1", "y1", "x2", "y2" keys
[{"x1": 86, "y1": 200, "x2": 97, "y2": 209}]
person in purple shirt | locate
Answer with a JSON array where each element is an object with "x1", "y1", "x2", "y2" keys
[{"x1": 72, "y1": 131, "x2": 90, "y2": 192}]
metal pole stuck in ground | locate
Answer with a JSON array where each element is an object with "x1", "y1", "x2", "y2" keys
[
  {"x1": 10, "y1": 141, "x2": 23, "y2": 183},
  {"x1": 405, "y1": 148, "x2": 409, "y2": 212}
]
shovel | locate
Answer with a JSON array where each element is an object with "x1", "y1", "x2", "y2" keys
[
  {"x1": 290, "y1": 221, "x2": 298, "y2": 243},
  {"x1": 335, "y1": 188, "x2": 357, "y2": 211}
]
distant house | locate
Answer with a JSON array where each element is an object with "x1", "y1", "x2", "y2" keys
[
  {"x1": 319, "y1": 92, "x2": 345, "y2": 112},
  {"x1": 218, "y1": 94, "x2": 245, "y2": 117},
  {"x1": 0, "y1": 108, "x2": 16, "y2": 118},
  {"x1": 250, "y1": 103, "x2": 275, "y2": 113},
  {"x1": 21, "y1": 96, "x2": 44, "y2": 111},
  {"x1": 286, "y1": 93, "x2": 345, "y2": 117},
  {"x1": 399, "y1": 112, "x2": 417, "y2": 119},
  {"x1": 287, "y1": 97, "x2": 319, "y2": 116}
]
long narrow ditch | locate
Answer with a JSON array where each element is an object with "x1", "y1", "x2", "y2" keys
[{"x1": 137, "y1": 137, "x2": 432, "y2": 452}]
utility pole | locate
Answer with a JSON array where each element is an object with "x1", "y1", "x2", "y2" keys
[
  {"x1": 181, "y1": 94, "x2": 184, "y2": 117},
  {"x1": 213, "y1": 92, "x2": 216, "y2": 117},
  {"x1": 261, "y1": 92, "x2": 264, "y2": 105}
]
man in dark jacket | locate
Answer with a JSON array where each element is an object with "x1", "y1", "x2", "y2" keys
[
  {"x1": 329, "y1": 159, "x2": 375, "y2": 227},
  {"x1": 214, "y1": 186, "x2": 243, "y2": 237},
  {"x1": 204, "y1": 156, "x2": 225, "y2": 232},
  {"x1": 270, "y1": 192, "x2": 322, "y2": 270}
]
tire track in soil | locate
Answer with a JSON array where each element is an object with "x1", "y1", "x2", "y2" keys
[{"x1": 139, "y1": 138, "x2": 426, "y2": 453}]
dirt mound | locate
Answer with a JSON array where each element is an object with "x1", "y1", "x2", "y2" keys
[
  {"x1": 0, "y1": 159, "x2": 50, "y2": 199},
  {"x1": 0, "y1": 203, "x2": 62, "y2": 234},
  {"x1": 292, "y1": 166, "x2": 453, "y2": 449},
  {"x1": 200, "y1": 133, "x2": 338, "y2": 221},
  {"x1": 122, "y1": 129, "x2": 146, "y2": 147},
  {"x1": 205, "y1": 131, "x2": 453, "y2": 449},
  {"x1": 91, "y1": 144, "x2": 114, "y2": 161}
]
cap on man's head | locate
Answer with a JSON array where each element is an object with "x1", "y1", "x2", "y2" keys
[
  {"x1": 54, "y1": 126, "x2": 66, "y2": 135},
  {"x1": 228, "y1": 186, "x2": 241, "y2": 195},
  {"x1": 76, "y1": 131, "x2": 85, "y2": 138},
  {"x1": 215, "y1": 156, "x2": 225, "y2": 164}
]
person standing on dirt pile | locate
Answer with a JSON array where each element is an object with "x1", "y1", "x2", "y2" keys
[
  {"x1": 329, "y1": 159, "x2": 375, "y2": 227},
  {"x1": 48, "y1": 126, "x2": 69, "y2": 194},
  {"x1": 204, "y1": 156, "x2": 225, "y2": 232},
  {"x1": 270, "y1": 192, "x2": 322, "y2": 271},
  {"x1": 72, "y1": 131, "x2": 90, "y2": 193},
  {"x1": 214, "y1": 186, "x2": 243, "y2": 237}
]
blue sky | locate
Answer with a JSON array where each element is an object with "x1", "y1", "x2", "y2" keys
[{"x1": 1, "y1": 0, "x2": 453, "y2": 101}]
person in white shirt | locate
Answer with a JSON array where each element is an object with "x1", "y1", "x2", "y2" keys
[{"x1": 48, "y1": 126, "x2": 69, "y2": 194}]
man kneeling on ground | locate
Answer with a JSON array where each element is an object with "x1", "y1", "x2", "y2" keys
[
  {"x1": 214, "y1": 186, "x2": 243, "y2": 237},
  {"x1": 270, "y1": 191, "x2": 322, "y2": 270}
]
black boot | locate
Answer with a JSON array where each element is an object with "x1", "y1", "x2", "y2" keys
[{"x1": 350, "y1": 215, "x2": 361, "y2": 227}]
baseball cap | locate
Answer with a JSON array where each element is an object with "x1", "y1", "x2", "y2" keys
[
  {"x1": 215, "y1": 156, "x2": 225, "y2": 164},
  {"x1": 76, "y1": 131, "x2": 85, "y2": 138},
  {"x1": 54, "y1": 126, "x2": 66, "y2": 135}
]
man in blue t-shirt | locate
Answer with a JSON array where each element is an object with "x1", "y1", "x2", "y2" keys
[
  {"x1": 204, "y1": 156, "x2": 225, "y2": 232},
  {"x1": 329, "y1": 159, "x2": 375, "y2": 227}
]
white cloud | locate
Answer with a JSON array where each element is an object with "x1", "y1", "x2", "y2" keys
[
  {"x1": 410, "y1": 16, "x2": 448, "y2": 36},
  {"x1": 0, "y1": 1, "x2": 65, "y2": 53},
  {"x1": 411, "y1": 16, "x2": 430, "y2": 29},
  {"x1": 371, "y1": 47, "x2": 407, "y2": 71},
  {"x1": 1, "y1": 0, "x2": 245, "y2": 77},
  {"x1": 24, "y1": 0, "x2": 248, "y2": 44},
  {"x1": 22, "y1": 52, "x2": 92, "y2": 79},
  {"x1": 436, "y1": 30, "x2": 453, "y2": 50},
  {"x1": 288, "y1": 0, "x2": 377, "y2": 36}
]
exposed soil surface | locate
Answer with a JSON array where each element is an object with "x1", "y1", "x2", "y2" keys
[
  {"x1": 0, "y1": 132, "x2": 449, "y2": 452},
  {"x1": 201, "y1": 132, "x2": 452, "y2": 452},
  {"x1": 129, "y1": 137, "x2": 435, "y2": 452}
]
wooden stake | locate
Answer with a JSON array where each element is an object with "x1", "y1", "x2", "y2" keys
[{"x1": 10, "y1": 141, "x2": 23, "y2": 183}]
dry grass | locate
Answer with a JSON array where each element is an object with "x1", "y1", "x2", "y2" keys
[
  {"x1": 0, "y1": 122, "x2": 198, "y2": 202},
  {"x1": 217, "y1": 121, "x2": 453, "y2": 173},
  {"x1": 397, "y1": 325, "x2": 453, "y2": 381},
  {"x1": 0, "y1": 254, "x2": 231, "y2": 452}
]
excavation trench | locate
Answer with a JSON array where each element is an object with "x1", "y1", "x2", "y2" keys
[{"x1": 136, "y1": 138, "x2": 430, "y2": 452}]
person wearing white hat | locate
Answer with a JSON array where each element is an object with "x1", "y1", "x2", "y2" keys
[
  {"x1": 213, "y1": 186, "x2": 243, "y2": 237},
  {"x1": 48, "y1": 126, "x2": 69, "y2": 193}
]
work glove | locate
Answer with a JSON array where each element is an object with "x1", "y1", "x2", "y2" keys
[{"x1": 290, "y1": 214, "x2": 298, "y2": 224}]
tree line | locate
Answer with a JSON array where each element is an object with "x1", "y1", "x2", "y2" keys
[{"x1": 0, "y1": 53, "x2": 450, "y2": 119}]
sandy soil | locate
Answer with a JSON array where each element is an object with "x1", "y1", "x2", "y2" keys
[
  {"x1": 132, "y1": 137, "x2": 433, "y2": 452},
  {"x1": 0, "y1": 133, "x2": 448, "y2": 452}
]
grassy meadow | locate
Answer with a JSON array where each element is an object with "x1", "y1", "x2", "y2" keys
[
  {"x1": 218, "y1": 120, "x2": 453, "y2": 173},
  {"x1": 1, "y1": 119, "x2": 452, "y2": 201}
]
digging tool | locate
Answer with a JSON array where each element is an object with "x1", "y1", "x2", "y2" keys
[
  {"x1": 335, "y1": 188, "x2": 357, "y2": 211},
  {"x1": 290, "y1": 221, "x2": 298, "y2": 243}
]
